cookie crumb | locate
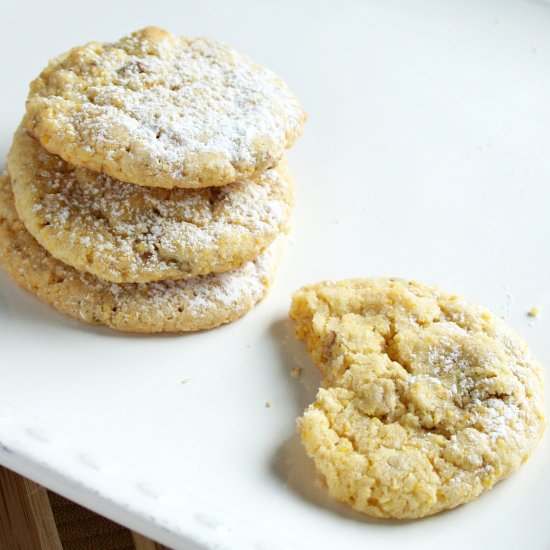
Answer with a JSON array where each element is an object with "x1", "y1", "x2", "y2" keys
[
  {"x1": 265, "y1": 400, "x2": 274, "y2": 408},
  {"x1": 290, "y1": 366, "x2": 302, "y2": 378},
  {"x1": 527, "y1": 306, "x2": 540, "y2": 318}
]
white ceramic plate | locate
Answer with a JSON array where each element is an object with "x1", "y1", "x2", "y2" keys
[{"x1": 1, "y1": 1, "x2": 549, "y2": 548}]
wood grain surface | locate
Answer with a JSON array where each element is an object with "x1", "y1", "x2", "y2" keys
[{"x1": 0, "y1": 466, "x2": 170, "y2": 549}]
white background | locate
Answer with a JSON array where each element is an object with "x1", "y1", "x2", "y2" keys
[{"x1": 0, "y1": 0, "x2": 549, "y2": 549}]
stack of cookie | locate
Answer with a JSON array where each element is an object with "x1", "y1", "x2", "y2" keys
[{"x1": 0, "y1": 27, "x2": 305, "y2": 333}]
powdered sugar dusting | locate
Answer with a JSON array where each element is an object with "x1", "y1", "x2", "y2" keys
[{"x1": 415, "y1": 315, "x2": 538, "y2": 450}]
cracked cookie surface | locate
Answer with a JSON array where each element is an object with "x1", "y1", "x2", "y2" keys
[
  {"x1": 9, "y1": 125, "x2": 293, "y2": 283},
  {"x1": 25, "y1": 26, "x2": 306, "y2": 189},
  {"x1": 291, "y1": 278, "x2": 545, "y2": 519},
  {"x1": 0, "y1": 175, "x2": 282, "y2": 333}
]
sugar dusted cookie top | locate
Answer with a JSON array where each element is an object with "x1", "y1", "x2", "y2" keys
[
  {"x1": 9, "y1": 125, "x2": 293, "y2": 283},
  {"x1": 25, "y1": 27, "x2": 306, "y2": 189},
  {"x1": 291, "y1": 278, "x2": 545, "y2": 519},
  {"x1": 0, "y1": 175, "x2": 283, "y2": 333}
]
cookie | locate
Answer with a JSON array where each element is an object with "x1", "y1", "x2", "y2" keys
[
  {"x1": 25, "y1": 26, "x2": 306, "y2": 189},
  {"x1": 291, "y1": 278, "x2": 545, "y2": 519},
  {"x1": 0, "y1": 175, "x2": 282, "y2": 333},
  {"x1": 9, "y1": 125, "x2": 293, "y2": 283}
]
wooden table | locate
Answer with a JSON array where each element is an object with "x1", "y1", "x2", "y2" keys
[{"x1": 0, "y1": 466, "x2": 171, "y2": 550}]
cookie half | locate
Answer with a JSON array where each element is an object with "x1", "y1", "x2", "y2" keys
[
  {"x1": 291, "y1": 278, "x2": 545, "y2": 519},
  {"x1": 0, "y1": 175, "x2": 283, "y2": 333},
  {"x1": 25, "y1": 26, "x2": 306, "y2": 189},
  {"x1": 9, "y1": 125, "x2": 293, "y2": 283}
]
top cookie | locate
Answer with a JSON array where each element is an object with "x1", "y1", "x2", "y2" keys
[
  {"x1": 25, "y1": 26, "x2": 306, "y2": 189},
  {"x1": 291, "y1": 278, "x2": 546, "y2": 519}
]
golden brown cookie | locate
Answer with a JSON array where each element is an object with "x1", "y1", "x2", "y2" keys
[
  {"x1": 0, "y1": 175, "x2": 283, "y2": 333},
  {"x1": 9, "y1": 125, "x2": 293, "y2": 283},
  {"x1": 291, "y1": 278, "x2": 546, "y2": 519},
  {"x1": 25, "y1": 27, "x2": 306, "y2": 189}
]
